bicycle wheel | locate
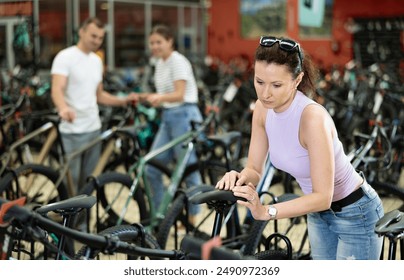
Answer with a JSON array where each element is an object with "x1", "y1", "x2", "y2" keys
[
  {"x1": 9, "y1": 225, "x2": 76, "y2": 260},
  {"x1": 0, "y1": 163, "x2": 69, "y2": 203},
  {"x1": 81, "y1": 172, "x2": 149, "y2": 231},
  {"x1": 241, "y1": 193, "x2": 311, "y2": 259},
  {"x1": 3, "y1": 221, "x2": 69, "y2": 260},
  {"x1": 74, "y1": 224, "x2": 161, "y2": 260},
  {"x1": 253, "y1": 233, "x2": 292, "y2": 260},
  {"x1": 101, "y1": 133, "x2": 142, "y2": 173},
  {"x1": 0, "y1": 163, "x2": 71, "y2": 260}
]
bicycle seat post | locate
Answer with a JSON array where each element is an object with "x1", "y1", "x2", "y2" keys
[
  {"x1": 209, "y1": 201, "x2": 228, "y2": 237},
  {"x1": 55, "y1": 213, "x2": 72, "y2": 260},
  {"x1": 190, "y1": 189, "x2": 244, "y2": 239}
]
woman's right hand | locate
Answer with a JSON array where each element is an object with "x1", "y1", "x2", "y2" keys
[
  {"x1": 145, "y1": 93, "x2": 162, "y2": 107},
  {"x1": 215, "y1": 170, "x2": 247, "y2": 190}
]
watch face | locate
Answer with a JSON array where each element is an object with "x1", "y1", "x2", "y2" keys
[{"x1": 269, "y1": 206, "x2": 277, "y2": 216}]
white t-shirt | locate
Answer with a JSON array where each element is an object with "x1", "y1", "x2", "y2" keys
[
  {"x1": 51, "y1": 46, "x2": 102, "y2": 133},
  {"x1": 154, "y1": 51, "x2": 198, "y2": 108}
]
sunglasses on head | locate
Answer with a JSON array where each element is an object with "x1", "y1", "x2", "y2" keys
[{"x1": 259, "y1": 36, "x2": 303, "y2": 68}]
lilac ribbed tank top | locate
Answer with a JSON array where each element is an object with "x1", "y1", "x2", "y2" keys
[{"x1": 266, "y1": 91, "x2": 358, "y2": 201}]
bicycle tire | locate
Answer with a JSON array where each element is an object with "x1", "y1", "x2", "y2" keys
[
  {"x1": 239, "y1": 219, "x2": 268, "y2": 256},
  {"x1": 251, "y1": 233, "x2": 292, "y2": 260},
  {"x1": 4, "y1": 221, "x2": 74, "y2": 260},
  {"x1": 81, "y1": 172, "x2": 150, "y2": 231},
  {"x1": 254, "y1": 249, "x2": 290, "y2": 260},
  {"x1": 74, "y1": 224, "x2": 160, "y2": 260},
  {"x1": 241, "y1": 193, "x2": 310, "y2": 259},
  {"x1": 0, "y1": 163, "x2": 69, "y2": 203},
  {"x1": 0, "y1": 164, "x2": 71, "y2": 260},
  {"x1": 101, "y1": 134, "x2": 143, "y2": 173}
]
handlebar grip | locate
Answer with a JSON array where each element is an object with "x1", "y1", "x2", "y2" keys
[{"x1": 0, "y1": 197, "x2": 28, "y2": 225}]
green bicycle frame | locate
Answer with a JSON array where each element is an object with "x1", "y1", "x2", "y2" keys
[
  {"x1": 117, "y1": 129, "x2": 197, "y2": 229},
  {"x1": 112, "y1": 111, "x2": 215, "y2": 229}
]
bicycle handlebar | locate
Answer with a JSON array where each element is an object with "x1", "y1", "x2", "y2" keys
[
  {"x1": 0, "y1": 94, "x2": 27, "y2": 122},
  {"x1": 351, "y1": 114, "x2": 393, "y2": 170},
  {"x1": 0, "y1": 197, "x2": 181, "y2": 259}
]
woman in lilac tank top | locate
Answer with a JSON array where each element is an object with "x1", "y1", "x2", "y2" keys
[{"x1": 216, "y1": 36, "x2": 383, "y2": 260}]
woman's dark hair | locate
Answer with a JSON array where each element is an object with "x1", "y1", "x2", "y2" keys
[
  {"x1": 80, "y1": 17, "x2": 104, "y2": 30},
  {"x1": 149, "y1": 24, "x2": 176, "y2": 49},
  {"x1": 255, "y1": 39, "x2": 319, "y2": 97},
  {"x1": 150, "y1": 24, "x2": 175, "y2": 48}
]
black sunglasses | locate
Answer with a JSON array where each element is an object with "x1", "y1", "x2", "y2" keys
[{"x1": 259, "y1": 36, "x2": 303, "y2": 68}]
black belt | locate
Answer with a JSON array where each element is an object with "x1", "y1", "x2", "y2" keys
[{"x1": 330, "y1": 187, "x2": 364, "y2": 212}]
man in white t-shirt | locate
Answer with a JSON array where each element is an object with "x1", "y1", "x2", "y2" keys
[{"x1": 51, "y1": 17, "x2": 136, "y2": 195}]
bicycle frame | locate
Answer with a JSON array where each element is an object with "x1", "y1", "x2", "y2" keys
[
  {"x1": 0, "y1": 121, "x2": 57, "y2": 176},
  {"x1": 104, "y1": 112, "x2": 216, "y2": 231},
  {"x1": 116, "y1": 128, "x2": 200, "y2": 228},
  {"x1": 56, "y1": 125, "x2": 144, "y2": 197},
  {"x1": 348, "y1": 114, "x2": 392, "y2": 171}
]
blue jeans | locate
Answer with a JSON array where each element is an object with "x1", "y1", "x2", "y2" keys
[
  {"x1": 145, "y1": 104, "x2": 203, "y2": 216},
  {"x1": 61, "y1": 130, "x2": 101, "y2": 194},
  {"x1": 307, "y1": 179, "x2": 384, "y2": 260}
]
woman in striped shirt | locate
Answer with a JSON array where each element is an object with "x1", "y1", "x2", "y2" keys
[{"x1": 136, "y1": 25, "x2": 203, "y2": 222}]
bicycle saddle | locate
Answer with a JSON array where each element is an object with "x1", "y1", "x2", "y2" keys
[
  {"x1": 115, "y1": 123, "x2": 147, "y2": 138},
  {"x1": 189, "y1": 189, "x2": 247, "y2": 205},
  {"x1": 207, "y1": 131, "x2": 241, "y2": 147},
  {"x1": 40, "y1": 113, "x2": 60, "y2": 124},
  {"x1": 36, "y1": 194, "x2": 96, "y2": 216},
  {"x1": 375, "y1": 209, "x2": 404, "y2": 235},
  {"x1": 207, "y1": 131, "x2": 242, "y2": 159}
]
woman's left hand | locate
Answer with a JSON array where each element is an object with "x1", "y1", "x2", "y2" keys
[
  {"x1": 126, "y1": 93, "x2": 139, "y2": 105},
  {"x1": 232, "y1": 182, "x2": 267, "y2": 220}
]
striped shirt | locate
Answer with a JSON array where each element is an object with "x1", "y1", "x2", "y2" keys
[{"x1": 154, "y1": 51, "x2": 198, "y2": 108}]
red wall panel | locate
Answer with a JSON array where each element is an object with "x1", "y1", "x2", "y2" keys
[{"x1": 208, "y1": 0, "x2": 404, "y2": 70}]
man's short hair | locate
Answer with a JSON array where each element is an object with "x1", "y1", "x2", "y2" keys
[{"x1": 80, "y1": 17, "x2": 104, "y2": 30}]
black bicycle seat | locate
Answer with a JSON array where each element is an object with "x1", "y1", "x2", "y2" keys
[
  {"x1": 375, "y1": 209, "x2": 404, "y2": 235},
  {"x1": 115, "y1": 123, "x2": 147, "y2": 138},
  {"x1": 36, "y1": 194, "x2": 96, "y2": 216},
  {"x1": 207, "y1": 131, "x2": 241, "y2": 147},
  {"x1": 189, "y1": 189, "x2": 247, "y2": 205}
]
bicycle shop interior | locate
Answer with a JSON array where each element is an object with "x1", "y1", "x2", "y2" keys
[{"x1": 0, "y1": 0, "x2": 404, "y2": 264}]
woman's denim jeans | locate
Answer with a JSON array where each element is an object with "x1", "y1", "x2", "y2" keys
[
  {"x1": 307, "y1": 180, "x2": 384, "y2": 260},
  {"x1": 145, "y1": 104, "x2": 203, "y2": 215}
]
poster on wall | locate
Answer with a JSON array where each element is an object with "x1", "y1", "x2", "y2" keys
[
  {"x1": 298, "y1": 0, "x2": 325, "y2": 27},
  {"x1": 299, "y1": 0, "x2": 334, "y2": 38},
  {"x1": 240, "y1": 0, "x2": 286, "y2": 38}
]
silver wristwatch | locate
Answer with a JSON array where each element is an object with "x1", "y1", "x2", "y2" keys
[{"x1": 267, "y1": 205, "x2": 278, "y2": 220}]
